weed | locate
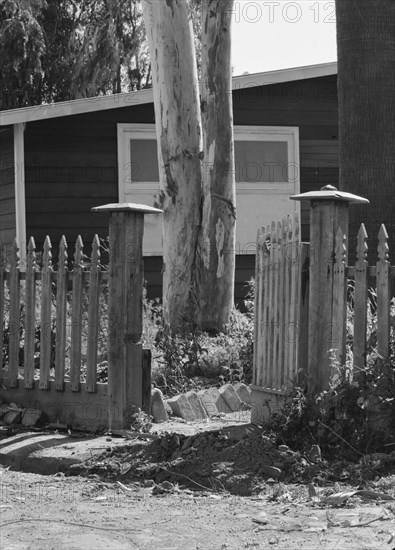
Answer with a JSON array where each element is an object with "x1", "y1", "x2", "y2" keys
[{"x1": 270, "y1": 287, "x2": 395, "y2": 460}]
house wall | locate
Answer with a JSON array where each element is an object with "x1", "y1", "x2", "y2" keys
[
  {"x1": 23, "y1": 74, "x2": 338, "y2": 301},
  {"x1": 0, "y1": 126, "x2": 16, "y2": 248},
  {"x1": 24, "y1": 103, "x2": 155, "y2": 254},
  {"x1": 232, "y1": 75, "x2": 339, "y2": 241}
]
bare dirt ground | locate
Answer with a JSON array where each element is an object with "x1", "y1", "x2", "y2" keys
[
  {"x1": 2, "y1": 415, "x2": 395, "y2": 550},
  {"x1": 1, "y1": 467, "x2": 395, "y2": 550}
]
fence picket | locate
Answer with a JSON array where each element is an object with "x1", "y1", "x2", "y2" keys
[
  {"x1": 70, "y1": 236, "x2": 84, "y2": 392},
  {"x1": 269, "y1": 221, "x2": 277, "y2": 388},
  {"x1": 289, "y1": 213, "x2": 301, "y2": 386},
  {"x1": 253, "y1": 228, "x2": 263, "y2": 386},
  {"x1": 8, "y1": 240, "x2": 20, "y2": 388},
  {"x1": 24, "y1": 237, "x2": 37, "y2": 388},
  {"x1": 0, "y1": 245, "x2": 4, "y2": 371},
  {"x1": 283, "y1": 216, "x2": 292, "y2": 385},
  {"x1": 354, "y1": 224, "x2": 368, "y2": 374},
  {"x1": 86, "y1": 235, "x2": 101, "y2": 392},
  {"x1": 376, "y1": 224, "x2": 390, "y2": 360},
  {"x1": 39, "y1": 236, "x2": 52, "y2": 390},
  {"x1": 55, "y1": 236, "x2": 68, "y2": 391},
  {"x1": 262, "y1": 224, "x2": 271, "y2": 387},
  {"x1": 277, "y1": 219, "x2": 286, "y2": 388},
  {"x1": 333, "y1": 227, "x2": 347, "y2": 366}
]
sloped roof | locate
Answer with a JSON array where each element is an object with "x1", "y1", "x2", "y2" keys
[{"x1": 0, "y1": 61, "x2": 337, "y2": 126}]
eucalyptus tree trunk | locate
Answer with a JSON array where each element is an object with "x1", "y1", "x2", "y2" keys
[
  {"x1": 336, "y1": 0, "x2": 395, "y2": 258},
  {"x1": 141, "y1": 0, "x2": 203, "y2": 331},
  {"x1": 198, "y1": 0, "x2": 236, "y2": 332}
]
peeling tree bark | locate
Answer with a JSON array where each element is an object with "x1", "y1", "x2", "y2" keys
[
  {"x1": 141, "y1": 0, "x2": 203, "y2": 331},
  {"x1": 199, "y1": 0, "x2": 236, "y2": 332},
  {"x1": 141, "y1": 0, "x2": 236, "y2": 334}
]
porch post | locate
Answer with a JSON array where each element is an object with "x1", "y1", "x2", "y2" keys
[
  {"x1": 291, "y1": 186, "x2": 368, "y2": 395},
  {"x1": 14, "y1": 123, "x2": 26, "y2": 265},
  {"x1": 93, "y1": 203, "x2": 162, "y2": 430}
]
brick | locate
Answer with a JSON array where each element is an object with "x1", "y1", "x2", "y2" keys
[
  {"x1": 150, "y1": 389, "x2": 169, "y2": 423},
  {"x1": 22, "y1": 408, "x2": 43, "y2": 427},
  {"x1": 198, "y1": 387, "x2": 233, "y2": 415},
  {"x1": 219, "y1": 384, "x2": 242, "y2": 412},
  {"x1": 167, "y1": 394, "x2": 196, "y2": 422},
  {"x1": 234, "y1": 383, "x2": 252, "y2": 405},
  {"x1": 185, "y1": 391, "x2": 207, "y2": 420},
  {"x1": 197, "y1": 390, "x2": 219, "y2": 416}
]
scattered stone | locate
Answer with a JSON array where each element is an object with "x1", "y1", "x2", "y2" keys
[
  {"x1": 181, "y1": 436, "x2": 193, "y2": 451},
  {"x1": 0, "y1": 404, "x2": 10, "y2": 419},
  {"x1": 185, "y1": 391, "x2": 207, "y2": 420},
  {"x1": 22, "y1": 408, "x2": 43, "y2": 427},
  {"x1": 261, "y1": 465, "x2": 282, "y2": 479},
  {"x1": 143, "y1": 479, "x2": 155, "y2": 488},
  {"x1": 218, "y1": 384, "x2": 242, "y2": 412},
  {"x1": 167, "y1": 394, "x2": 196, "y2": 422},
  {"x1": 307, "y1": 444, "x2": 322, "y2": 463},
  {"x1": 152, "y1": 480, "x2": 176, "y2": 495},
  {"x1": 169, "y1": 456, "x2": 184, "y2": 467},
  {"x1": 182, "y1": 447, "x2": 194, "y2": 456},
  {"x1": 3, "y1": 410, "x2": 22, "y2": 425},
  {"x1": 150, "y1": 388, "x2": 169, "y2": 423},
  {"x1": 160, "y1": 433, "x2": 180, "y2": 454},
  {"x1": 8, "y1": 402, "x2": 22, "y2": 411},
  {"x1": 197, "y1": 389, "x2": 220, "y2": 416},
  {"x1": 234, "y1": 383, "x2": 252, "y2": 405}
]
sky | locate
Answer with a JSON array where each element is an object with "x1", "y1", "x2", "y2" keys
[{"x1": 231, "y1": 0, "x2": 337, "y2": 75}]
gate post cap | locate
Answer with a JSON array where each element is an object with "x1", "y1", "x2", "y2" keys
[
  {"x1": 290, "y1": 185, "x2": 369, "y2": 204},
  {"x1": 92, "y1": 202, "x2": 163, "y2": 214}
]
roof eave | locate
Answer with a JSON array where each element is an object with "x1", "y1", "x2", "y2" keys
[{"x1": 0, "y1": 61, "x2": 337, "y2": 126}]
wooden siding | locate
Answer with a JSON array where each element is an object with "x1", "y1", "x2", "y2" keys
[
  {"x1": 233, "y1": 75, "x2": 339, "y2": 241},
  {"x1": 23, "y1": 74, "x2": 338, "y2": 296},
  {"x1": 0, "y1": 126, "x2": 16, "y2": 246},
  {"x1": 24, "y1": 103, "x2": 155, "y2": 252}
]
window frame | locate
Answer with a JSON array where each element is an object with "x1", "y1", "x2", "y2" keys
[{"x1": 117, "y1": 123, "x2": 300, "y2": 200}]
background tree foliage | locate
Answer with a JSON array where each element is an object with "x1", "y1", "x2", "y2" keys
[
  {"x1": 0, "y1": 0, "x2": 47, "y2": 109},
  {"x1": 0, "y1": 0, "x2": 148, "y2": 109},
  {"x1": 0, "y1": 0, "x2": 203, "y2": 110},
  {"x1": 69, "y1": 0, "x2": 149, "y2": 97}
]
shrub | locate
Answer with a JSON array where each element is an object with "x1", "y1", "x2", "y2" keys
[
  {"x1": 142, "y1": 279, "x2": 255, "y2": 396},
  {"x1": 270, "y1": 287, "x2": 395, "y2": 459}
]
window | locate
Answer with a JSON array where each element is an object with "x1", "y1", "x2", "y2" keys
[{"x1": 117, "y1": 124, "x2": 300, "y2": 255}]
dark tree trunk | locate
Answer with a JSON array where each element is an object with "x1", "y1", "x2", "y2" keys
[{"x1": 336, "y1": 0, "x2": 395, "y2": 260}]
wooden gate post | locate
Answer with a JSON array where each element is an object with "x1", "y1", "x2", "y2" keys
[
  {"x1": 291, "y1": 186, "x2": 368, "y2": 395},
  {"x1": 93, "y1": 203, "x2": 162, "y2": 429}
]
